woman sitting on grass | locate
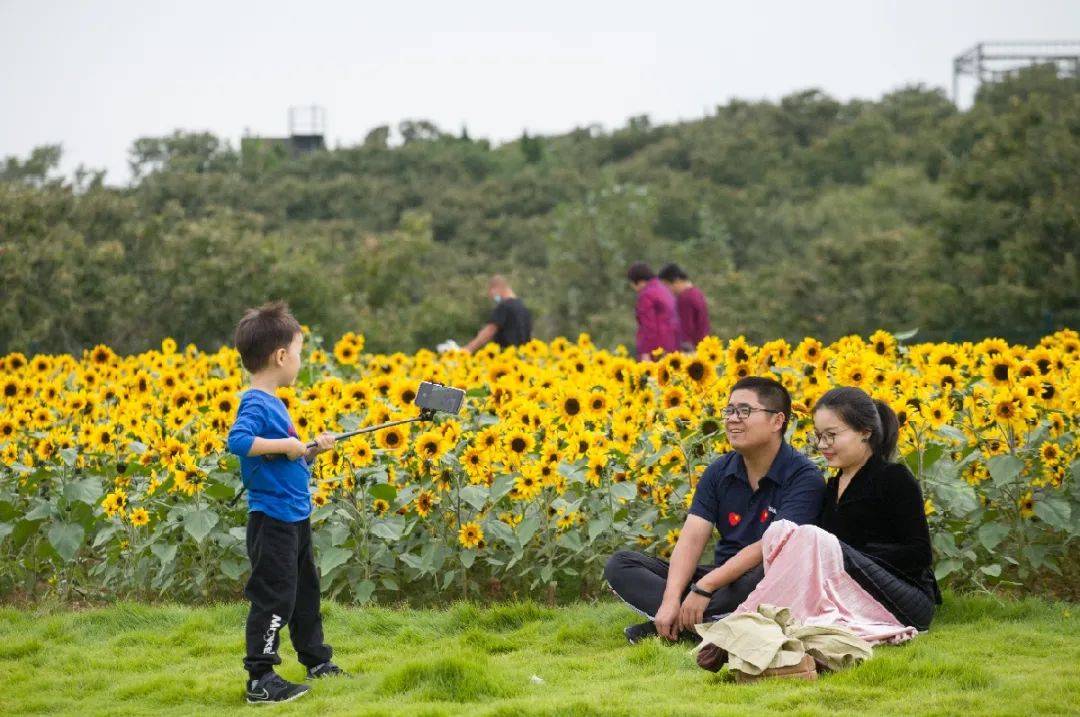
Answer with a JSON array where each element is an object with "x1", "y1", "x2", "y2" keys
[{"x1": 729, "y1": 386, "x2": 940, "y2": 640}]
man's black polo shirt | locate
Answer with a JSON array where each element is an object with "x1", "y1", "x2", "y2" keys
[{"x1": 688, "y1": 442, "x2": 825, "y2": 566}]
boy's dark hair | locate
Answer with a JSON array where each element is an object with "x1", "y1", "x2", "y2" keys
[
  {"x1": 627, "y1": 261, "x2": 655, "y2": 283},
  {"x1": 234, "y1": 300, "x2": 302, "y2": 373},
  {"x1": 813, "y1": 386, "x2": 899, "y2": 460},
  {"x1": 730, "y1": 376, "x2": 792, "y2": 433},
  {"x1": 658, "y1": 263, "x2": 689, "y2": 282}
]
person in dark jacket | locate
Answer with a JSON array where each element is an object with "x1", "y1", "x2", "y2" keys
[
  {"x1": 463, "y1": 275, "x2": 532, "y2": 352},
  {"x1": 812, "y1": 386, "x2": 941, "y2": 631}
]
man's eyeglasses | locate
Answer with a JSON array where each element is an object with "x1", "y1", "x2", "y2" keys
[
  {"x1": 721, "y1": 404, "x2": 782, "y2": 420},
  {"x1": 809, "y1": 428, "x2": 854, "y2": 448}
]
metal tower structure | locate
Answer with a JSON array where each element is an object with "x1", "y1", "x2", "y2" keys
[
  {"x1": 287, "y1": 105, "x2": 327, "y2": 153},
  {"x1": 953, "y1": 41, "x2": 1080, "y2": 102}
]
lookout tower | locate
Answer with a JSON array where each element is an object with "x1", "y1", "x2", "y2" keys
[
  {"x1": 953, "y1": 41, "x2": 1080, "y2": 103},
  {"x1": 287, "y1": 105, "x2": 326, "y2": 154}
]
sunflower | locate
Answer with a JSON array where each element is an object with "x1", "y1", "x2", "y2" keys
[
  {"x1": 346, "y1": 438, "x2": 374, "y2": 466},
  {"x1": 460, "y1": 446, "x2": 487, "y2": 476},
  {"x1": 414, "y1": 489, "x2": 436, "y2": 518},
  {"x1": 101, "y1": 489, "x2": 128, "y2": 518},
  {"x1": 128, "y1": 508, "x2": 150, "y2": 527},
  {"x1": 869, "y1": 330, "x2": 897, "y2": 358},
  {"x1": 1038, "y1": 442, "x2": 1061, "y2": 465},
  {"x1": 557, "y1": 390, "x2": 586, "y2": 424},
  {"x1": 983, "y1": 355, "x2": 1015, "y2": 386},
  {"x1": 1, "y1": 377, "x2": 20, "y2": 400},
  {"x1": 503, "y1": 429, "x2": 535, "y2": 459},
  {"x1": 90, "y1": 425, "x2": 117, "y2": 453},
  {"x1": 377, "y1": 425, "x2": 408, "y2": 453},
  {"x1": 586, "y1": 391, "x2": 608, "y2": 415},
  {"x1": 684, "y1": 356, "x2": 715, "y2": 386},
  {"x1": 414, "y1": 430, "x2": 447, "y2": 460},
  {"x1": 836, "y1": 360, "x2": 871, "y2": 388},
  {"x1": 512, "y1": 470, "x2": 543, "y2": 501},
  {"x1": 726, "y1": 336, "x2": 754, "y2": 365},
  {"x1": 662, "y1": 386, "x2": 687, "y2": 410},
  {"x1": 923, "y1": 398, "x2": 954, "y2": 431},
  {"x1": 333, "y1": 334, "x2": 362, "y2": 366},
  {"x1": 458, "y1": 521, "x2": 484, "y2": 549},
  {"x1": 88, "y1": 344, "x2": 115, "y2": 366},
  {"x1": 173, "y1": 462, "x2": 206, "y2": 496},
  {"x1": 393, "y1": 380, "x2": 418, "y2": 408},
  {"x1": 794, "y1": 337, "x2": 824, "y2": 365},
  {"x1": 372, "y1": 498, "x2": 390, "y2": 516},
  {"x1": 475, "y1": 426, "x2": 501, "y2": 452}
]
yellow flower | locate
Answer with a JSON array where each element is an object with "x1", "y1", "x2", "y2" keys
[
  {"x1": 101, "y1": 490, "x2": 128, "y2": 518},
  {"x1": 458, "y1": 521, "x2": 484, "y2": 549},
  {"x1": 414, "y1": 489, "x2": 436, "y2": 518},
  {"x1": 376, "y1": 425, "x2": 408, "y2": 454},
  {"x1": 414, "y1": 430, "x2": 448, "y2": 461},
  {"x1": 129, "y1": 508, "x2": 150, "y2": 527}
]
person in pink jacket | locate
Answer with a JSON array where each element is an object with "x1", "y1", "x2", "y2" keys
[
  {"x1": 659, "y1": 263, "x2": 711, "y2": 350},
  {"x1": 627, "y1": 262, "x2": 680, "y2": 361}
]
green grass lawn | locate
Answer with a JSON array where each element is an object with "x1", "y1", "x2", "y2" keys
[{"x1": 1, "y1": 593, "x2": 1077, "y2": 716}]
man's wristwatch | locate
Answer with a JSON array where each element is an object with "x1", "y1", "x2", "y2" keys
[{"x1": 689, "y1": 582, "x2": 714, "y2": 598}]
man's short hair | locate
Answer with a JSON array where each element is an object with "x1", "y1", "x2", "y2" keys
[
  {"x1": 658, "y1": 263, "x2": 689, "y2": 282},
  {"x1": 730, "y1": 376, "x2": 792, "y2": 434},
  {"x1": 626, "y1": 262, "x2": 654, "y2": 283},
  {"x1": 234, "y1": 300, "x2": 302, "y2": 373}
]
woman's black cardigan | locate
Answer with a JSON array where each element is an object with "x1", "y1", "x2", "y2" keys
[{"x1": 818, "y1": 452, "x2": 942, "y2": 604}]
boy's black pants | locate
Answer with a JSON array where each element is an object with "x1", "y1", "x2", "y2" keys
[{"x1": 244, "y1": 511, "x2": 332, "y2": 678}]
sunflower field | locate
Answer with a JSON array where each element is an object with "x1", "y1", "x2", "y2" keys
[{"x1": 0, "y1": 329, "x2": 1077, "y2": 604}]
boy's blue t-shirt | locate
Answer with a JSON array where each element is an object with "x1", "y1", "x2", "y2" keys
[{"x1": 226, "y1": 389, "x2": 311, "y2": 522}]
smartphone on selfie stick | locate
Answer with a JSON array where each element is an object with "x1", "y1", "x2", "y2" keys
[{"x1": 228, "y1": 381, "x2": 465, "y2": 506}]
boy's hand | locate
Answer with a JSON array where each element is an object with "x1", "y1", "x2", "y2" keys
[
  {"x1": 311, "y1": 432, "x2": 336, "y2": 455},
  {"x1": 282, "y1": 437, "x2": 308, "y2": 461}
]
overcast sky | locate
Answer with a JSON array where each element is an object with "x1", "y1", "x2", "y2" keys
[{"x1": 2, "y1": 0, "x2": 1077, "y2": 184}]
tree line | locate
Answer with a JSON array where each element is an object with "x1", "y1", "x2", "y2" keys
[{"x1": 1, "y1": 66, "x2": 1076, "y2": 355}]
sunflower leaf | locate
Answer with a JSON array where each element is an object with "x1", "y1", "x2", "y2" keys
[
  {"x1": 183, "y1": 508, "x2": 218, "y2": 544},
  {"x1": 459, "y1": 485, "x2": 489, "y2": 511},
  {"x1": 48, "y1": 522, "x2": 84, "y2": 562},
  {"x1": 1032, "y1": 494, "x2": 1071, "y2": 533},
  {"x1": 987, "y1": 455, "x2": 1024, "y2": 487}
]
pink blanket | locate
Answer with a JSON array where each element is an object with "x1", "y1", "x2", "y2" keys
[{"x1": 735, "y1": 520, "x2": 918, "y2": 645}]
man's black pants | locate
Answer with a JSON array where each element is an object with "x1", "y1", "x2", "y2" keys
[
  {"x1": 244, "y1": 512, "x2": 332, "y2": 678},
  {"x1": 603, "y1": 550, "x2": 765, "y2": 623}
]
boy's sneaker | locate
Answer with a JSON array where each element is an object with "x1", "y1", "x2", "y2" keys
[
  {"x1": 624, "y1": 621, "x2": 657, "y2": 644},
  {"x1": 246, "y1": 672, "x2": 310, "y2": 704},
  {"x1": 307, "y1": 662, "x2": 349, "y2": 679}
]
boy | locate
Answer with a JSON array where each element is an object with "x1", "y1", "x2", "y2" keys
[{"x1": 226, "y1": 301, "x2": 346, "y2": 704}]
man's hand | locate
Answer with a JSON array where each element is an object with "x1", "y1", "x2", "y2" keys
[
  {"x1": 282, "y1": 437, "x2": 308, "y2": 460},
  {"x1": 654, "y1": 597, "x2": 682, "y2": 641},
  {"x1": 678, "y1": 591, "x2": 711, "y2": 634}
]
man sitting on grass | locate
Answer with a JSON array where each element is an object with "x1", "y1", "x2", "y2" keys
[
  {"x1": 227, "y1": 301, "x2": 346, "y2": 704},
  {"x1": 604, "y1": 376, "x2": 825, "y2": 643}
]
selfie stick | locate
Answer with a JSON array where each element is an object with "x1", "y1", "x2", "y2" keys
[{"x1": 227, "y1": 408, "x2": 437, "y2": 507}]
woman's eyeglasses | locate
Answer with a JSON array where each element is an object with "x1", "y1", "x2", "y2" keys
[{"x1": 809, "y1": 427, "x2": 854, "y2": 448}]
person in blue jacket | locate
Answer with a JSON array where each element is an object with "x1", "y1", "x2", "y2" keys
[{"x1": 227, "y1": 301, "x2": 344, "y2": 704}]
